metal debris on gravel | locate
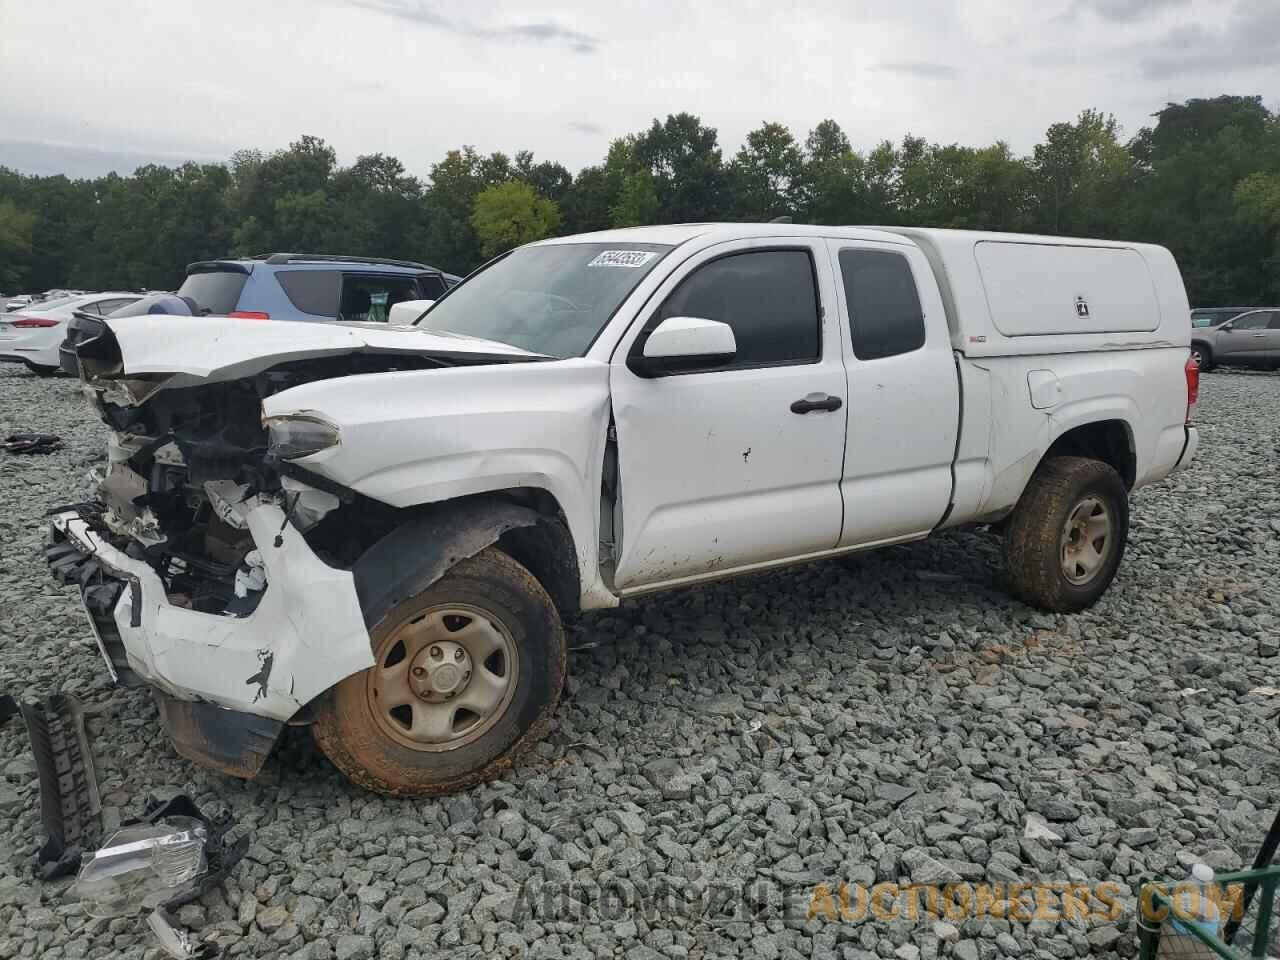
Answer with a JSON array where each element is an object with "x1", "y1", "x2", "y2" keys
[{"x1": 0, "y1": 363, "x2": 1277, "y2": 960}]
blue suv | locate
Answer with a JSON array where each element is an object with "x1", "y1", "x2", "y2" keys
[{"x1": 175, "y1": 253, "x2": 460, "y2": 323}]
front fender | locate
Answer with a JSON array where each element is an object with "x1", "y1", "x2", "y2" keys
[{"x1": 261, "y1": 358, "x2": 615, "y2": 608}]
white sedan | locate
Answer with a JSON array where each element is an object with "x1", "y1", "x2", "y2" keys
[{"x1": 0, "y1": 292, "x2": 141, "y2": 374}]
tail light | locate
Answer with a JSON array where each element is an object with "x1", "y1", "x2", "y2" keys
[
  {"x1": 1184, "y1": 354, "x2": 1199, "y2": 424},
  {"x1": 12, "y1": 316, "x2": 59, "y2": 328},
  {"x1": 228, "y1": 311, "x2": 270, "y2": 320}
]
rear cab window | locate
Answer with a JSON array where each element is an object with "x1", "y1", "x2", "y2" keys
[
  {"x1": 178, "y1": 269, "x2": 249, "y2": 315},
  {"x1": 838, "y1": 249, "x2": 926, "y2": 360}
]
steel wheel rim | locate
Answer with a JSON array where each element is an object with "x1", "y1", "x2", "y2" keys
[
  {"x1": 366, "y1": 603, "x2": 519, "y2": 752},
  {"x1": 1060, "y1": 496, "x2": 1112, "y2": 585}
]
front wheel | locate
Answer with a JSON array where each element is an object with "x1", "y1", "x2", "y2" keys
[
  {"x1": 311, "y1": 547, "x2": 565, "y2": 796},
  {"x1": 1003, "y1": 456, "x2": 1129, "y2": 612},
  {"x1": 1190, "y1": 345, "x2": 1213, "y2": 372}
]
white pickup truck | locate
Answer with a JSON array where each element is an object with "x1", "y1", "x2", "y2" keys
[{"x1": 50, "y1": 224, "x2": 1199, "y2": 796}]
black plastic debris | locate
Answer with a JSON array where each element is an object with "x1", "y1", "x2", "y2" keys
[
  {"x1": 19, "y1": 693, "x2": 102, "y2": 879},
  {"x1": 4, "y1": 432, "x2": 63, "y2": 455}
]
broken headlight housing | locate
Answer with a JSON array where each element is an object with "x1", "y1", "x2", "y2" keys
[{"x1": 263, "y1": 414, "x2": 341, "y2": 460}]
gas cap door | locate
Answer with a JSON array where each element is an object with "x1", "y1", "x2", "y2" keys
[{"x1": 1027, "y1": 370, "x2": 1062, "y2": 410}]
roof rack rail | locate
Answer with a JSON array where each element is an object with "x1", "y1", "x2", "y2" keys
[{"x1": 252, "y1": 253, "x2": 435, "y2": 270}]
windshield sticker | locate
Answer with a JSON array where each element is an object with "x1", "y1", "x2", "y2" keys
[{"x1": 587, "y1": 250, "x2": 657, "y2": 268}]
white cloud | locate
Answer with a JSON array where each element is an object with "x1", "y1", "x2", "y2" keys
[{"x1": 0, "y1": 0, "x2": 1269, "y2": 178}]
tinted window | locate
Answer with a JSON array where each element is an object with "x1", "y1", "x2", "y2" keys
[
  {"x1": 417, "y1": 274, "x2": 447, "y2": 299},
  {"x1": 1234, "y1": 312, "x2": 1269, "y2": 330},
  {"x1": 178, "y1": 270, "x2": 249, "y2": 315},
  {"x1": 95, "y1": 298, "x2": 138, "y2": 316},
  {"x1": 1267, "y1": 312, "x2": 1280, "y2": 330},
  {"x1": 651, "y1": 250, "x2": 820, "y2": 367},
  {"x1": 276, "y1": 270, "x2": 341, "y2": 316},
  {"x1": 839, "y1": 249, "x2": 926, "y2": 361},
  {"x1": 340, "y1": 275, "x2": 421, "y2": 323}
]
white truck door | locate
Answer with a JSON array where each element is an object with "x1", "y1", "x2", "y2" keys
[
  {"x1": 609, "y1": 240, "x2": 848, "y2": 590},
  {"x1": 825, "y1": 240, "x2": 960, "y2": 547}
]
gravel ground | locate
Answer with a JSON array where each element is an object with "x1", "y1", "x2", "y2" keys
[{"x1": 1, "y1": 362, "x2": 1277, "y2": 960}]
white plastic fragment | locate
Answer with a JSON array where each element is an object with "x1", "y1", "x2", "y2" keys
[
  {"x1": 234, "y1": 550, "x2": 267, "y2": 599},
  {"x1": 1023, "y1": 813, "x2": 1063, "y2": 842},
  {"x1": 147, "y1": 910, "x2": 199, "y2": 958}
]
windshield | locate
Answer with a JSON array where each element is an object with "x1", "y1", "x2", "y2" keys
[{"x1": 415, "y1": 242, "x2": 673, "y2": 357}]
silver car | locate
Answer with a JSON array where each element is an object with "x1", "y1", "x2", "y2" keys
[{"x1": 1190, "y1": 308, "x2": 1280, "y2": 371}]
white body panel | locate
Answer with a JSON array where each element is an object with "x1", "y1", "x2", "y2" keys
[
  {"x1": 823, "y1": 238, "x2": 959, "y2": 546},
  {"x1": 606, "y1": 237, "x2": 848, "y2": 589},
  {"x1": 877, "y1": 228, "x2": 1188, "y2": 358},
  {"x1": 51, "y1": 496, "x2": 371, "y2": 721},
  {"x1": 262, "y1": 359, "x2": 617, "y2": 608},
  {"x1": 98, "y1": 313, "x2": 540, "y2": 386}
]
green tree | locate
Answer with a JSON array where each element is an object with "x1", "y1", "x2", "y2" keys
[
  {"x1": 1030, "y1": 110, "x2": 1132, "y2": 236},
  {"x1": 1127, "y1": 96, "x2": 1278, "y2": 302},
  {"x1": 603, "y1": 139, "x2": 658, "y2": 227},
  {"x1": 729, "y1": 121, "x2": 804, "y2": 220},
  {"x1": 470, "y1": 181, "x2": 561, "y2": 258},
  {"x1": 0, "y1": 199, "x2": 35, "y2": 289},
  {"x1": 632, "y1": 113, "x2": 730, "y2": 221},
  {"x1": 422, "y1": 147, "x2": 514, "y2": 272}
]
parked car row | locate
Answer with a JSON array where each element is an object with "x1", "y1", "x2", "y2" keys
[
  {"x1": 0, "y1": 291, "x2": 144, "y2": 374},
  {"x1": 4, "y1": 253, "x2": 460, "y2": 376},
  {"x1": 1190, "y1": 306, "x2": 1280, "y2": 371}
]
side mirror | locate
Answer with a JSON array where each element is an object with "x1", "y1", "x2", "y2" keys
[
  {"x1": 628, "y1": 316, "x2": 736, "y2": 378},
  {"x1": 388, "y1": 299, "x2": 434, "y2": 325},
  {"x1": 1220, "y1": 323, "x2": 1234, "y2": 332}
]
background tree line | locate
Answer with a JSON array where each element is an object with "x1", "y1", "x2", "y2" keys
[{"x1": 1, "y1": 94, "x2": 1278, "y2": 305}]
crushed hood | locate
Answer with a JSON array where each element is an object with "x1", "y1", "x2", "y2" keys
[{"x1": 82, "y1": 314, "x2": 544, "y2": 390}]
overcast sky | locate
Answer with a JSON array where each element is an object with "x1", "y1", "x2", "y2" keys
[{"x1": 0, "y1": 0, "x2": 1275, "y2": 179}]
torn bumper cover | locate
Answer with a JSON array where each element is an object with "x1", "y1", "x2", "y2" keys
[{"x1": 47, "y1": 499, "x2": 374, "y2": 778}]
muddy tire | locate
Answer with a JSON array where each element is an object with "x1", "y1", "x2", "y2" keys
[
  {"x1": 311, "y1": 547, "x2": 565, "y2": 797},
  {"x1": 1003, "y1": 456, "x2": 1129, "y2": 613}
]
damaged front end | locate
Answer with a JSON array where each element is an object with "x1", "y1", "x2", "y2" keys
[{"x1": 49, "y1": 314, "x2": 532, "y2": 778}]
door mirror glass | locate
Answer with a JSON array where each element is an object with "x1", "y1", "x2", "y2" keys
[
  {"x1": 388, "y1": 299, "x2": 434, "y2": 325},
  {"x1": 630, "y1": 316, "x2": 737, "y2": 377}
]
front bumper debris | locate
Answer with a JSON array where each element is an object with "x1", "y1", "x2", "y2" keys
[
  {"x1": 46, "y1": 498, "x2": 374, "y2": 778},
  {"x1": 18, "y1": 693, "x2": 102, "y2": 879},
  {"x1": 155, "y1": 693, "x2": 283, "y2": 780}
]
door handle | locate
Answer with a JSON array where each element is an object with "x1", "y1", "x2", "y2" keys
[
  {"x1": 790, "y1": 392, "x2": 843, "y2": 414},
  {"x1": 1252, "y1": 333, "x2": 1266, "y2": 338}
]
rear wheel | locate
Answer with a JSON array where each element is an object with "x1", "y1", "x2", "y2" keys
[
  {"x1": 1190, "y1": 344, "x2": 1213, "y2": 372},
  {"x1": 311, "y1": 547, "x2": 565, "y2": 797},
  {"x1": 1004, "y1": 456, "x2": 1129, "y2": 612},
  {"x1": 23, "y1": 361, "x2": 59, "y2": 377}
]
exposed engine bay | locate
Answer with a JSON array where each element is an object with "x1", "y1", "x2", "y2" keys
[{"x1": 84, "y1": 354, "x2": 444, "y2": 617}]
